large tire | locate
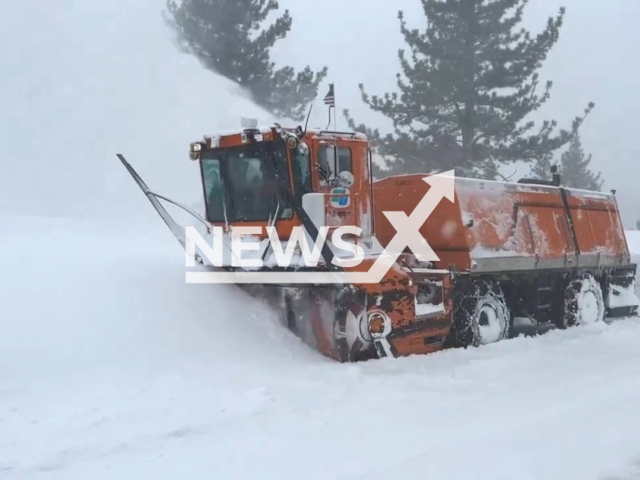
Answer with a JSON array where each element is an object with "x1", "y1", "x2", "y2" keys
[
  {"x1": 562, "y1": 274, "x2": 606, "y2": 327},
  {"x1": 449, "y1": 281, "x2": 511, "y2": 348}
]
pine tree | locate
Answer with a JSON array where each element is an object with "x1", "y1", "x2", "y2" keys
[
  {"x1": 344, "y1": 0, "x2": 594, "y2": 178},
  {"x1": 529, "y1": 151, "x2": 553, "y2": 181},
  {"x1": 356, "y1": 127, "x2": 465, "y2": 178},
  {"x1": 165, "y1": 0, "x2": 327, "y2": 120},
  {"x1": 559, "y1": 133, "x2": 602, "y2": 190}
]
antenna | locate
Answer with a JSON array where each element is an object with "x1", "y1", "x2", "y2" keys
[{"x1": 303, "y1": 104, "x2": 313, "y2": 136}]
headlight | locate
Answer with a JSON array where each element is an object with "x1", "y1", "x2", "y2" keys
[
  {"x1": 369, "y1": 313, "x2": 385, "y2": 335},
  {"x1": 297, "y1": 141, "x2": 309, "y2": 156},
  {"x1": 286, "y1": 135, "x2": 299, "y2": 149},
  {"x1": 368, "y1": 311, "x2": 390, "y2": 338}
]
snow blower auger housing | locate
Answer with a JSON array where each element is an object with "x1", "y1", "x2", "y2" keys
[{"x1": 117, "y1": 119, "x2": 639, "y2": 362}]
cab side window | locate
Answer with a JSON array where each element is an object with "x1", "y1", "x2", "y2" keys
[
  {"x1": 292, "y1": 149, "x2": 312, "y2": 204},
  {"x1": 337, "y1": 147, "x2": 352, "y2": 173},
  {"x1": 318, "y1": 145, "x2": 353, "y2": 182},
  {"x1": 202, "y1": 158, "x2": 225, "y2": 222}
]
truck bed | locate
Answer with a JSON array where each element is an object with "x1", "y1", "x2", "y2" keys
[{"x1": 373, "y1": 174, "x2": 631, "y2": 273}]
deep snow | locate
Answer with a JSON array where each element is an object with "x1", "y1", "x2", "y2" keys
[{"x1": 2, "y1": 213, "x2": 640, "y2": 480}]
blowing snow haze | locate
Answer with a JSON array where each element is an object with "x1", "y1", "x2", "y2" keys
[
  {"x1": 0, "y1": 0, "x2": 638, "y2": 224},
  {"x1": 0, "y1": 0, "x2": 279, "y2": 222}
]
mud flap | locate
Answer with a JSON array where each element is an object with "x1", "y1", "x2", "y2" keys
[
  {"x1": 607, "y1": 270, "x2": 640, "y2": 318},
  {"x1": 116, "y1": 153, "x2": 208, "y2": 264}
]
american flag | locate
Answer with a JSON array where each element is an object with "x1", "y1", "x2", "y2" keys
[{"x1": 323, "y1": 84, "x2": 335, "y2": 107}]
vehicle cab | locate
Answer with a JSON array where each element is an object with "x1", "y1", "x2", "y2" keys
[{"x1": 188, "y1": 119, "x2": 375, "y2": 248}]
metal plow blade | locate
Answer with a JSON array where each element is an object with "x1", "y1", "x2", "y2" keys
[{"x1": 116, "y1": 153, "x2": 210, "y2": 265}]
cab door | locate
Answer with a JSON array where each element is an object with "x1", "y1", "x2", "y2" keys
[{"x1": 313, "y1": 137, "x2": 358, "y2": 230}]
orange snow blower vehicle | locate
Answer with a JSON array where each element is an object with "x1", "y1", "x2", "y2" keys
[{"x1": 117, "y1": 119, "x2": 639, "y2": 362}]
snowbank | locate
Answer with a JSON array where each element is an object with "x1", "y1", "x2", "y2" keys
[
  {"x1": 2, "y1": 215, "x2": 640, "y2": 479},
  {"x1": 0, "y1": 0, "x2": 282, "y2": 222},
  {"x1": 625, "y1": 230, "x2": 640, "y2": 261},
  {"x1": 625, "y1": 230, "x2": 640, "y2": 298}
]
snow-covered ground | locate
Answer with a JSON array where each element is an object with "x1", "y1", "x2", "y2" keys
[
  {"x1": 627, "y1": 230, "x2": 640, "y2": 266},
  {"x1": 2, "y1": 213, "x2": 640, "y2": 480}
]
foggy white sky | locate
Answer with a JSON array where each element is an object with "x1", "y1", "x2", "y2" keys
[
  {"x1": 275, "y1": 0, "x2": 640, "y2": 226},
  {"x1": 1, "y1": 0, "x2": 638, "y2": 226},
  {"x1": 0, "y1": 0, "x2": 278, "y2": 222}
]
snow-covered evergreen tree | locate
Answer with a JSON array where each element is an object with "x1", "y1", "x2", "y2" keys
[
  {"x1": 559, "y1": 133, "x2": 603, "y2": 191},
  {"x1": 529, "y1": 151, "x2": 553, "y2": 181},
  {"x1": 345, "y1": 0, "x2": 594, "y2": 179},
  {"x1": 165, "y1": 0, "x2": 327, "y2": 120}
]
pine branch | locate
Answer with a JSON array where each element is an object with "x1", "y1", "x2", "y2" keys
[{"x1": 164, "y1": 0, "x2": 327, "y2": 121}]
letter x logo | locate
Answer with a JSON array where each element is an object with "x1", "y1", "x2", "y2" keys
[{"x1": 381, "y1": 171, "x2": 455, "y2": 262}]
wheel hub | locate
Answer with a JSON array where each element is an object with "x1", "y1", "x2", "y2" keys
[
  {"x1": 477, "y1": 304, "x2": 503, "y2": 344},
  {"x1": 579, "y1": 290, "x2": 600, "y2": 325}
]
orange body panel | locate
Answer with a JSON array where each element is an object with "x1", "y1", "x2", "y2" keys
[{"x1": 373, "y1": 174, "x2": 630, "y2": 273}]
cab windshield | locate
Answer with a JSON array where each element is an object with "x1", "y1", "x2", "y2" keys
[{"x1": 200, "y1": 140, "x2": 293, "y2": 223}]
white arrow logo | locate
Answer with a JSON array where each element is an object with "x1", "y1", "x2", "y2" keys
[
  {"x1": 383, "y1": 170, "x2": 455, "y2": 261},
  {"x1": 346, "y1": 169, "x2": 455, "y2": 284}
]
